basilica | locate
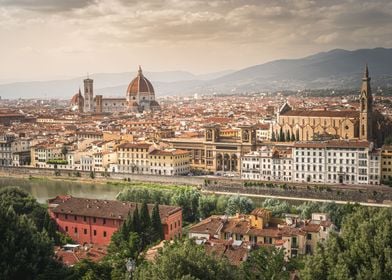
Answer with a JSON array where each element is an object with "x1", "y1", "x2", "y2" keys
[
  {"x1": 70, "y1": 66, "x2": 160, "y2": 113},
  {"x1": 274, "y1": 65, "x2": 388, "y2": 145}
]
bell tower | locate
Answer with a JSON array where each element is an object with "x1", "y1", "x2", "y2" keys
[
  {"x1": 84, "y1": 77, "x2": 94, "y2": 113},
  {"x1": 359, "y1": 64, "x2": 373, "y2": 141}
]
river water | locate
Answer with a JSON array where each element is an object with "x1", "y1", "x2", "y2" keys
[{"x1": 0, "y1": 177, "x2": 124, "y2": 203}]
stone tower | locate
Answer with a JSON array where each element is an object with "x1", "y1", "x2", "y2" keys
[
  {"x1": 359, "y1": 64, "x2": 373, "y2": 141},
  {"x1": 84, "y1": 77, "x2": 94, "y2": 112}
]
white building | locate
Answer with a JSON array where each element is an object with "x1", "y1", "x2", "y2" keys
[
  {"x1": 293, "y1": 140, "x2": 380, "y2": 185},
  {"x1": 241, "y1": 145, "x2": 292, "y2": 182}
]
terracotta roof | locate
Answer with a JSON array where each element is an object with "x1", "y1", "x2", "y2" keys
[
  {"x1": 117, "y1": 142, "x2": 151, "y2": 149},
  {"x1": 189, "y1": 216, "x2": 224, "y2": 235},
  {"x1": 281, "y1": 110, "x2": 359, "y2": 118},
  {"x1": 149, "y1": 149, "x2": 189, "y2": 156},
  {"x1": 126, "y1": 66, "x2": 155, "y2": 96},
  {"x1": 50, "y1": 196, "x2": 181, "y2": 223},
  {"x1": 294, "y1": 140, "x2": 370, "y2": 149}
]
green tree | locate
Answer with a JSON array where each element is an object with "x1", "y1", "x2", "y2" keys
[
  {"x1": 134, "y1": 239, "x2": 238, "y2": 280},
  {"x1": 241, "y1": 247, "x2": 290, "y2": 280},
  {"x1": 286, "y1": 130, "x2": 291, "y2": 142},
  {"x1": 151, "y1": 203, "x2": 164, "y2": 241},
  {"x1": 171, "y1": 188, "x2": 200, "y2": 222},
  {"x1": 295, "y1": 129, "x2": 300, "y2": 141},
  {"x1": 301, "y1": 207, "x2": 392, "y2": 280},
  {"x1": 225, "y1": 195, "x2": 254, "y2": 216},
  {"x1": 261, "y1": 198, "x2": 291, "y2": 217},
  {"x1": 132, "y1": 206, "x2": 141, "y2": 233},
  {"x1": 198, "y1": 195, "x2": 218, "y2": 219},
  {"x1": 279, "y1": 127, "x2": 284, "y2": 142},
  {"x1": 0, "y1": 205, "x2": 54, "y2": 280},
  {"x1": 271, "y1": 130, "x2": 276, "y2": 141}
]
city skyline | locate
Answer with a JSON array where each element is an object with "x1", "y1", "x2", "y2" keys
[{"x1": 1, "y1": 0, "x2": 392, "y2": 81}]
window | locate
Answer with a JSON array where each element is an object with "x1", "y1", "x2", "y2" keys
[
  {"x1": 74, "y1": 227, "x2": 78, "y2": 234},
  {"x1": 103, "y1": 231, "x2": 107, "y2": 237},
  {"x1": 93, "y1": 230, "x2": 97, "y2": 236},
  {"x1": 65, "y1": 226, "x2": 68, "y2": 232},
  {"x1": 84, "y1": 229, "x2": 87, "y2": 234},
  {"x1": 83, "y1": 216, "x2": 87, "y2": 222},
  {"x1": 307, "y1": 233, "x2": 312, "y2": 240},
  {"x1": 74, "y1": 215, "x2": 77, "y2": 221},
  {"x1": 103, "y1": 218, "x2": 106, "y2": 225},
  {"x1": 93, "y1": 217, "x2": 96, "y2": 223}
]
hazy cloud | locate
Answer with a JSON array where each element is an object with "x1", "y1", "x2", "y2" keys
[{"x1": 0, "y1": 0, "x2": 391, "y2": 80}]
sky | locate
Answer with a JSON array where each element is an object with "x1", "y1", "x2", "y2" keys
[{"x1": 0, "y1": 0, "x2": 391, "y2": 82}]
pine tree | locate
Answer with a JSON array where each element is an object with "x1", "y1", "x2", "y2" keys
[
  {"x1": 291, "y1": 132, "x2": 296, "y2": 142},
  {"x1": 151, "y1": 203, "x2": 164, "y2": 241}
]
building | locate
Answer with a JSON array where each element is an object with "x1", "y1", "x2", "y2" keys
[
  {"x1": 292, "y1": 140, "x2": 380, "y2": 185},
  {"x1": 381, "y1": 145, "x2": 392, "y2": 182},
  {"x1": 165, "y1": 124, "x2": 257, "y2": 173},
  {"x1": 241, "y1": 145, "x2": 292, "y2": 181},
  {"x1": 148, "y1": 149, "x2": 190, "y2": 176},
  {"x1": 274, "y1": 66, "x2": 380, "y2": 143},
  {"x1": 117, "y1": 143, "x2": 151, "y2": 174},
  {"x1": 72, "y1": 66, "x2": 160, "y2": 114},
  {"x1": 0, "y1": 134, "x2": 15, "y2": 166},
  {"x1": 189, "y1": 208, "x2": 335, "y2": 259},
  {"x1": 48, "y1": 196, "x2": 183, "y2": 245}
]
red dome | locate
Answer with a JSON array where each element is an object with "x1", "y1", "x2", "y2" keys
[
  {"x1": 126, "y1": 66, "x2": 154, "y2": 97},
  {"x1": 71, "y1": 90, "x2": 83, "y2": 104}
]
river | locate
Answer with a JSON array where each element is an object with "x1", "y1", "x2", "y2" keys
[{"x1": 0, "y1": 177, "x2": 124, "y2": 203}]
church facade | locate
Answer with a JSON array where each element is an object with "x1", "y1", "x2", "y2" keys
[
  {"x1": 274, "y1": 65, "x2": 374, "y2": 143},
  {"x1": 70, "y1": 66, "x2": 160, "y2": 114}
]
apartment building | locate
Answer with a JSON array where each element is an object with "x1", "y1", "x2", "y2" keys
[
  {"x1": 0, "y1": 134, "x2": 15, "y2": 166},
  {"x1": 11, "y1": 137, "x2": 31, "y2": 166},
  {"x1": 241, "y1": 146, "x2": 292, "y2": 181},
  {"x1": 381, "y1": 145, "x2": 392, "y2": 182},
  {"x1": 241, "y1": 140, "x2": 381, "y2": 185},
  {"x1": 293, "y1": 140, "x2": 380, "y2": 185},
  {"x1": 149, "y1": 149, "x2": 190, "y2": 176},
  {"x1": 117, "y1": 143, "x2": 151, "y2": 174}
]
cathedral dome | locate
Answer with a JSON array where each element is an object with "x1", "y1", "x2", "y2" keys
[
  {"x1": 71, "y1": 90, "x2": 84, "y2": 105},
  {"x1": 126, "y1": 66, "x2": 155, "y2": 99}
]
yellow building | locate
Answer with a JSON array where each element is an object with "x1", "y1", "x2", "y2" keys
[
  {"x1": 148, "y1": 149, "x2": 190, "y2": 176},
  {"x1": 381, "y1": 145, "x2": 392, "y2": 182}
]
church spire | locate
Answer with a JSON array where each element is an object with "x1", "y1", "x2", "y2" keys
[
  {"x1": 359, "y1": 64, "x2": 373, "y2": 141},
  {"x1": 363, "y1": 63, "x2": 370, "y2": 80}
]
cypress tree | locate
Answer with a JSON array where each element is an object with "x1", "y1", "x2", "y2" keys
[
  {"x1": 286, "y1": 130, "x2": 291, "y2": 142},
  {"x1": 291, "y1": 132, "x2": 296, "y2": 141},
  {"x1": 296, "y1": 129, "x2": 300, "y2": 141},
  {"x1": 279, "y1": 127, "x2": 284, "y2": 142},
  {"x1": 140, "y1": 202, "x2": 151, "y2": 232},
  {"x1": 151, "y1": 203, "x2": 164, "y2": 241},
  {"x1": 132, "y1": 205, "x2": 141, "y2": 233},
  {"x1": 271, "y1": 131, "x2": 276, "y2": 141}
]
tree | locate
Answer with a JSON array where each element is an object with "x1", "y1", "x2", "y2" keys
[
  {"x1": 198, "y1": 195, "x2": 218, "y2": 219},
  {"x1": 301, "y1": 207, "x2": 392, "y2": 280},
  {"x1": 0, "y1": 205, "x2": 54, "y2": 280},
  {"x1": 171, "y1": 188, "x2": 200, "y2": 222},
  {"x1": 286, "y1": 130, "x2": 291, "y2": 142},
  {"x1": 290, "y1": 131, "x2": 296, "y2": 142},
  {"x1": 225, "y1": 195, "x2": 254, "y2": 216},
  {"x1": 271, "y1": 130, "x2": 276, "y2": 142},
  {"x1": 134, "y1": 239, "x2": 238, "y2": 280},
  {"x1": 279, "y1": 127, "x2": 284, "y2": 142},
  {"x1": 295, "y1": 129, "x2": 300, "y2": 141},
  {"x1": 151, "y1": 203, "x2": 164, "y2": 241},
  {"x1": 132, "y1": 206, "x2": 141, "y2": 233},
  {"x1": 241, "y1": 247, "x2": 290, "y2": 280},
  {"x1": 140, "y1": 202, "x2": 152, "y2": 246},
  {"x1": 61, "y1": 146, "x2": 68, "y2": 158},
  {"x1": 89, "y1": 171, "x2": 95, "y2": 179},
  {"x1": 261, "y1": 199, "x2": 291, "y2": 217}
]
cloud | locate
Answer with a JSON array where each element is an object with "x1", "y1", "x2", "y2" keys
[{"x1": 1, "y1": 0, "x2": 392, "y2": 79}]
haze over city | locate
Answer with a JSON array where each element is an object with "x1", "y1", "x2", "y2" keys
[{"x1": 1, "y1": 0, "x2": 392, "y2": 81}]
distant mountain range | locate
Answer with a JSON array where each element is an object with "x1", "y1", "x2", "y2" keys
[{"x1": 1, "y1": 48, "x2": 392, "y2": 99}]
